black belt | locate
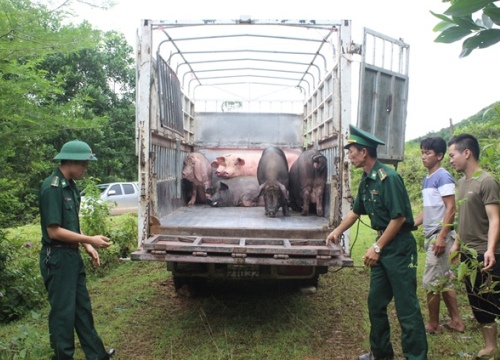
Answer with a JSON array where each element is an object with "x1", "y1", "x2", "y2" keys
[
  {"x1": 377, "y1": 228, "x2": 413, "y2": 236},
  {"x1": 44, "y1": 242, "x2": 79, "y2": 249},
  {"x1": 430, "y1": 226, "x2": 454, "y2": 237}
]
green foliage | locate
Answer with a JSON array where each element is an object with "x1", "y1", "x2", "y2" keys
[
  {"x1": 431, "y1": 0, "x2": 500, "y2": 57},
  {"x1": 0, "y1": 0, "x2": 137, "y2": 228},
  {"x1": 80, "y1": 178, "x2": 111, "y2": 236},
  {"x1": 0, "y1": 229, "x2": 45, "y2": 323},
  {"x1": 108, "y1": 214, "x2": 138, "y2": 259},
  {"x1": 79, "y1": 181, "x2": 137, "y2": 277},
  {"x1": 0, "y1": 313, "x2": 51, "y2": 360},
  {"x1": 445, "y1": 107, "x2": 500, "y2": 181},
  {"x1": 80, "y1": 191, "x2": 138, "y2": 277},
  {"x1": 0, "y1": 0, "x2": 101, "y2": 142},
  {"x1": 428, "y1": 240, "x2": 500, "y2": 305}
]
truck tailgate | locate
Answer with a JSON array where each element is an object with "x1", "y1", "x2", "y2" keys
[
  {"x1": 132, "y1": 235, "x2": 351, "y2": 266},
  {"x1": 132, "y1": 206, "x2": 353, "y2": 267}
]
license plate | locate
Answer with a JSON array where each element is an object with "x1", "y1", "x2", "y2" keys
[{"x1": 227, "y1": 265, "x2": 259, "y2": 278}]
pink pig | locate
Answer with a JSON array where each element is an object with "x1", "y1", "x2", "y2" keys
[
  {"x1": 211, "y1": 150, "x2": 300, "y2": 179},
  {"x1": 182, "y1": 152, "x2": 213, "y2": 205},
  {"x1": 211, "y1": 153, "x2": 260, "y2": 178}
]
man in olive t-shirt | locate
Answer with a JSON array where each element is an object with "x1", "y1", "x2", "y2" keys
[{"x1": 448, "y1": 134, "x2": 500, "y2": 359}]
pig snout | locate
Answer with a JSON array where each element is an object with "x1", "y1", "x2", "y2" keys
[
  {"x1": 182, "y1": 165, "x2": 195, "y2": 181},
  {"x1": 207, "y1": 199, "x2": 217, "y2": 206},
  {"x1": 267, "y1": 209, "x2": 277, "y2": 217},
  {"x1": 215, "y1": 168, "x2": 224, "y2": 177},
  {"x1": 219, "y1": 169, "x2": 233, "y2": 178},
  {"x1": 214, "y1": 166, "x2": 230, "y2": 178}
]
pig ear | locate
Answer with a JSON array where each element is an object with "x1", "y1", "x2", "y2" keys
[
  {"x1": 211, "y1": 156, "x2": 225, "y2": 168},
  {"x1": 211, "y1": 158, "x2": 221, "y2": 168},
  {"x1": 257, "y1": 183, "x2": 265, "y2": 196},
  {"x1": 278, "y1": 182, "x2": 289, "y2": 200},
  {"x1": 205, "y1": 187, "x2": 214, "y2": 195},
  {"x1": 219, "y1": 181, "x2": 229, "y2": 190},
  {"x1": 237, "y1": 157, "x2": 246, "y2": 166}
]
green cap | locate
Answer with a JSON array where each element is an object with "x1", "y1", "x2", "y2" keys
[
  {"x1": 53, "y1": 140, "x2": 97, "y2": 161},
  {"x1": 344, "y1": 124, "x2": 385, "y2": 149}
]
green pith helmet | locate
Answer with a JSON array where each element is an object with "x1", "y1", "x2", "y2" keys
[
  {"x1": 53, "y1": 140, "x2": 97, "y2": 161},
  {"x1": 344, "y1": 124, "x2": 385, "y2": 149}
]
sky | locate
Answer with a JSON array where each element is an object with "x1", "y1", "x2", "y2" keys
[{"x1": 72, "y1": 0, "x2": 500, "y2": 141}]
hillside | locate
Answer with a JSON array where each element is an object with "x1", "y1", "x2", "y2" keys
[{"x1": 408, "y1": 101, "x2": 500, "y2": 144}]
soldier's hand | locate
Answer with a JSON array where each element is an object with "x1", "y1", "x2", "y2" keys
[
  {"x1": 326, "y1": 231, "x2": 340, "y2": 246},
  {"x1": 90, "y1": 235, "x2": 111, "y2": 249},
  {"x1": 83, "y1": 244, "x2": 101, "y2": 267},
  {"x1": 363, "y1": 246, "x2": 380, "y2": 267}
]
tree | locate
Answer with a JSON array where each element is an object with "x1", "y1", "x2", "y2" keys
[
  {"x1": 40, "y1": 30, "x2": 136, "y2": 183},
  {"x1": 431, "y1": 0, "x2": 500, "y2": 57},
  {"x1": 0, "y1": 0, "x2": 136, "y2": 226}
]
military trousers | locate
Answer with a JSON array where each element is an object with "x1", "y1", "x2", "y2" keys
[
  {"x1": 40, "y1": 246, "x2": 107, "y2": 360},
  {"x1": 368, "y1": 232, "x2": 428, "y2": 360}
]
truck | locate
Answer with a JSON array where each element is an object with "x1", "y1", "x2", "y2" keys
[{"x1": 131, "y1": 18, "x2": 410, "y2": 290}]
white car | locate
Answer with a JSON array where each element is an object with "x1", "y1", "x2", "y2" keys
[{"x1": 81, "y1": 182, "x2": 139, "y2": 215}]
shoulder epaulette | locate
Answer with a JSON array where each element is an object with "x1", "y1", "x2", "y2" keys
[
  {"x1": 378, "y1": 168, "x2": 388, "y2": 181},
  {"x1": 50, "y1": 176, "x2": 60, "y2": 187}
]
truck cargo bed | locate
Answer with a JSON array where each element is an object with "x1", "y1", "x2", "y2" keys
[
  {"x1": 158, "y1": 205, "x2": 329, "y2": 236},
  {"x1": 132, "y1": 205, "x2": 353, "y2": 267}
]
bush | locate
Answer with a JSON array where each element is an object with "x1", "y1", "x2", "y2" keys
[
  {"x1": 0, "y1": 312, "x2": 51, "y2": 359},
  {"x1": 79, "y1": 182, "x2": 137, "y2": 277},
  {"x1": 0, "y1": 229, "x2": 45, "y2": 323},
  {"x1": 81, "y1": 214, "x2": 138, "y2": 278}
]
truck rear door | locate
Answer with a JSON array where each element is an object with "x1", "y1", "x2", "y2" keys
[{"x1": 357, "y1": 28, "x2": 410, "y2": 166}]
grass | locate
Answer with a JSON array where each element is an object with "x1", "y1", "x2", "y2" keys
[{"x1": 0, "y1": 216, "x2": 488, "y2": 359}]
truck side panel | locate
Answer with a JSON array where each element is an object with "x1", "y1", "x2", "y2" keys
[{"x1": 194, "y1": 112, "x2": 303, "y2": 149}]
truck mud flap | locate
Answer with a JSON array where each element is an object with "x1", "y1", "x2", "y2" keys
[{"x1": 131, "y1": 235, "x2": 353, "y2": 267}]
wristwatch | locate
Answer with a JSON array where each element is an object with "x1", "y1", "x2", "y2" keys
[{"x1": 373, "y1": 243, "x2": 381, "y2": 254}]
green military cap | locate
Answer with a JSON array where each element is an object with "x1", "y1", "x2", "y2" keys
[
  {"x1": 344, "y1": 124, "x2": 385, "y2": 149},
  {"x1": 54, "y1": 140, "x2": 97, "y2": 161}
]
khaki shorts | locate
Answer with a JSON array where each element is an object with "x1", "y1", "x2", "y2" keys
[{"x1": 423, "y1": 231, "x2": 456, "y2": 291}]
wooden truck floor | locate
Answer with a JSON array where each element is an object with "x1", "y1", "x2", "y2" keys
[{"x1": 158, "y1": 205, "x2": 329, "y2": 231}]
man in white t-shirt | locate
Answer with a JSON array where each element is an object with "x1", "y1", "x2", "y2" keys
[{"x1": 414, "y1": 136, "x2": 465, "y2": 334}]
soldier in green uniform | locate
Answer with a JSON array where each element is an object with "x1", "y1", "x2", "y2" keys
[
  {"x1": 326, "y1": 125, "x2": 428, "y2": 360},
  {"x1": 39, "y1": 140, "x2": 115, "y2": 360}
]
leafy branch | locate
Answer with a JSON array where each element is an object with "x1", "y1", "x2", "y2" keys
[{"x1": 431, "y1": 0, "x2": 500, "y2": 57}]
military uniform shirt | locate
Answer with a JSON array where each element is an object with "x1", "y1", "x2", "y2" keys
[
  {"x1": 39, "y1": 167, "x2": 81, "y2": 245},
  {"x1": 353, "y1": 160, "x2": 414, "y2": 230}
]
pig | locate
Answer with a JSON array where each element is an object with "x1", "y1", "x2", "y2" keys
[
  {"x1": 207, "y1": 176, "x2": 263, "y2": 207},
  {"x1": 210, "y1": 153, "x2": 260, "y2": 178},
  {"x1": 181, "y1": 152, "x2": 213, "y2": 206},
  {"x1": 289, "y1": 149, "x2": 327, "y2": 216},
  {"x1": 256, "y1": 146, "x2": 290, "y2": 217},
  {"x1": 210, "y1": 150, "x2": 300, "y2": 179}
]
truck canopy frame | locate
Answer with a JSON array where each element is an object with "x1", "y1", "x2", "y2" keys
[{"x1": 148, "y1": 18, "x2": 346, "y2": 113}]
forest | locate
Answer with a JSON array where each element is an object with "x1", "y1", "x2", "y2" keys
[{"x1": 0, "y1": 0, "x2": 137, "y2": 229}]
